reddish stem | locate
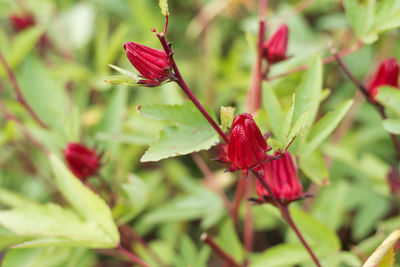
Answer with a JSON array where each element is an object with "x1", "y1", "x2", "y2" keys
[
  {"x1": 0, "y1": 51, "x2": 47, "y2": 129},
  {"x1": 251, "y1": 169, "x2": 321, "y2": 267},
  {"x1": 246, "y1": 0, "x2": 267, "y2": 114},
  {"x1": 232, "y1": 174, "x2": 246, "y2": 230},
  {"x1": 267, "y1": 41, "x2": 363, "y2": 81},
  {"x1": 117, "y1": 243, "x2": 150, "y2": 267},
  {"x1": 156, "y1": 33, "x2": 228, "y2": 143},
  {"x1": 330, "y1": 45, "x2": 400, "y2": 160},
  {"x1": 201, "y1": 233, "x2": 241, "y2": 267},
  {"x1": 244, "y1": 176, "x2": 254, "y2": 254}
]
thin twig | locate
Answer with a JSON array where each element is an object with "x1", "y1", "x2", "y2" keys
[
  {"x1": 116, "y1": 243, "x2": 150, "y2": 267},
  {"x1": 201, "y1": 233, "x2": 241, "y2": 267},
  {"x1": 154, "y1": 31, "x2": 228, "y2": 143},
  {"x1": 267, "y1": 41, "x2": 363, "y2": 81},
  {"x1": 330, "y1": 43, "x2": 400, "y2": 160},
  {"x1": 0, "y1": 51, "x2": 47, "y2": 129}
]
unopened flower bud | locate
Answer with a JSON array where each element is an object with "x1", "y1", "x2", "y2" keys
[
  {"x1": 226, "y1": 113, "x2": 267, "y2": 174},
  {"x1": 255, "y1": 152, "x2": 303, "y2": 203},
  {"x1": 63, "y1": 143, "x2": 101, "y2": 180},
  {"x1": 124, "y1": 42, "x2": 172, "y2": 87},
  {"x1": 263, "y1": 24, "x2": 289, "y2": 64},
  {"x1": 9, "y1": 13, "x2": 35, "y2": 32},
  {"x1": 387, "y1": 168, "x2": 400, "y2": 195},
  {"x1": 367, "y1": 58, "x2": 399, "y2": 102}
]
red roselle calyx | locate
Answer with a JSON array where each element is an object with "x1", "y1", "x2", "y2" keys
[
  {"x1": 263, "y1": 24, "x2": 289, "y2": 65},
  {"x1": 226, "y1": 113, "x2": 267, "y2": 175},
  {"x1": 63, "y1": 143, "x2": 101, "y2": 181},
  {"x1": 9, "y1": 13, "x2": 35, "y2": 32},
  {"x1": 367, "y1": 58, "x2": 399, "y2": 102},
  {"x1": 124, "y1": 42, "x2": 172, "y2": 87},
  {"x1": 255, "y1": 151, "x2": 303, "y2": 205}
]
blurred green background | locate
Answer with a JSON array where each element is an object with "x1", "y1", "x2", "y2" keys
[{"x1": 1, "y1": 0, "x2": 400, "y2": 266}]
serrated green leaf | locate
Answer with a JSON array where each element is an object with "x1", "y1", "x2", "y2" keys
[
  {"x1": 376, "y1": 86, "x2": 400, "y2": 116},
  {"x1": 302, "y1": 99, "x2": 353, "y2": 156},
  {"x1": 293, "y1": 54, "x2": 323, "y2": 133},
  {"x1": 139, "y1": 102, "x2": 219, "y2": 162},
  {"x1": 49, "y1": 154, "x2": 119, "y2": 246},
  {"x1": 373, "y1": 0, "x2": 400, "y2": 34},
  {"x1": 382, "y1": 119, "x2": 400, "y2": 134},
  {"x1": 362, "y1": 229, "x2": 400, "y2": 267},
  {"x1": 262, "y1": 85, "x2": 282, "y2": 136},
  {"x1": 159, "y1": 0, "x2": 169, "y2": 16}
]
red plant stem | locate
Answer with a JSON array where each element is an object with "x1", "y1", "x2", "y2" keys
[
  {"x1": 244, "y1": 176, "x2": 254, "y2": 253},
  {"x1": 232, "y1": 174, "x2": 246, "y2": 230},
  {"x1": 201, "y1": 233, "x2": 241, "y2": 267},
  {"x1": 116, "y1": 243, "x2": 150, "y2": 267},
  {"x1": 280, "y1": 206, "x2": 322, "y2": 267},
  {"x1": 246, "y1": 0, "x2": 267, "y2": 114},
  {"x1": 0, "y1": 51, "x2": 48, "y2": 129},
  {"x1": 330, "y1": 45, "x2": 400, "y2": 160},
  {"x1": 267, "y1": 41, "x2": 363, "y2": 81},
  {"x1": 251, "y1": 169, "x2": 322, "y2": 267},
  {"x1": 156, "y1": 33, "x2": 228, "y2": 143}
]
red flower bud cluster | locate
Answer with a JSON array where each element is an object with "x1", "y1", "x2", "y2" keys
[
  {"x1": 263, "y1": 24, "x2": 289, "y2": 65},
  {"x1": 255, "y1": 152, "x2": 303, "y2": 203},
  {"x1": 367, "y1": 58, "x2": 399, "y2": 102},
  {"x1": 9, "y1": 13, "x2": 35, "y2": 32},
  {"x1": 124, "y1": 42, "x2": 172, "y2": 87},
  {"x1": 225, "y1": 113, "x2": 267, "y2": 174},
  {"x1": 63, "y1": 143, "x2": 101, "y2": 181}
]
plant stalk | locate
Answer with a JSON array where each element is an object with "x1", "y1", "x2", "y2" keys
[
  {"x1": 201, "y1": 233, "x2": 241, "y2": 267},
  {"x1": 117, "y1": 243, "x2": 150, "y2": 267}
]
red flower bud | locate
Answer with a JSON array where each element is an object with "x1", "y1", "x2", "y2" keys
[
  {"x1": 226, "y1": 113, "x2": 267, "y2": 174},
  {"x1": 9, "y1": 13, "x2": 35, "y2": 32},
  {"x1": 263, "y1": 24, "x2": 289, "y2": 64},
  {"x1": 367, "y1": 58, "x2": 399, "y2": 102},
  {"x1": 255, "y1": 152, "x2": 303, "y2": 203},
  {"x1": 124, "y1": 42, "x2": 172, "y2": 87},
  {"x1": 63, "y1": 143, "x2": 101, "y2": 180},
  {"x1": 387, "y1": 168, "x2": 400, "y2": 195}
]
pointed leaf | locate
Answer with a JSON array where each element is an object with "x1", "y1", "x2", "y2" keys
[
  {"x1": 382, "y1": 119, "x2": 400, "y2": 134},
  {"x1": 159, "y1": 0, "x2": 169, "y2": 16},
  {"x1": 362, "y1": 229, "x2": 400, "y2": 267},
  {"x1": 262, "y1": 85, "x2": 282, "y2": 136}
]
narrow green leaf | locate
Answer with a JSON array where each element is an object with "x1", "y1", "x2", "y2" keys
[
  {"x1": 299, "y1": 150, "x2": 329, "y2": 185},
  {"x1": 284, "y1": 110, "x2": 311, "y2": 150},
  {"x1": 0, "y1": 188, "x2": 34, "y2": 208},
  {"x1": 49, "y1": 154, "x2": 119, "y2": 246},
  {"x1": 373, "y1": 0, "x2": 400, "y2": 33},
  {"x1": 382, "y1": 119, "x2": 400, "y2": 134},
  {"x1": 216, "y1": 219, "x2": 244, "y2": 263},
  {"x1": 268, "y1": 138, "x2": 284, "y2": 152},
  {"x1": 344, "y1": 0, "x2": 377, "y2": 43},
  {"x1": 108, "y1": 64, "x2": 139, "y2": 80},
  {"x1": 159, "y1": 0, "x2": 169, "y2": 16},
  {"x1": 278, "y1": 94, "x2": 295, "y2": 143},
  {"x1": 220, "y1": 106, "x2": 235, "y2": 132},
  {"x1": 293, "y1": 54, "x2": 323, "y2": 132},
  {"x1": 376, "y1": 86, "x2": 400, "y2": 116},
  {"x1": 362, "y1": 229, "x2": 400, "y2": 267},
  {"x1": 104, "y1": 75, "x2": 138, "y2": 86},
  {"x1": 262, "y1": 85, "x2": 282, "y2": 136},
  {"x1": 302, "y1": 99, "x2": 353, "y2": 156}
]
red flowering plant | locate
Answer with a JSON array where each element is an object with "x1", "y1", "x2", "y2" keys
[{"x1": 1, "y1": 1, "x2": 400, "y2": 267}]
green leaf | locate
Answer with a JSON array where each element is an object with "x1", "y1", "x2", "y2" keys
[
  {"x1": 382, "y1": 119, "x2": 400, "y2": 134},
  {"x1": 108, "y1": 64, "x2": 140, "y2": 81},
  {"x1": 293, "y1": 54, "x2": 323, "y2": 132},
  {"x1": 302, "y1": 99, "x2": 353, "y2": 156},
  {"x1": 0, "y1": 26, "x2": 44, "y2": 76},
  {"x1": 344, "y1": 0, "x2": 377, "y2": 43},
  {"x1": 277, "y1": 94, "x2": 295, "y2": 143},
  {"x1": 284, "y1": 110, "x2": 311, "y2": 150},
  {"x1": 49, "y1": 154, "x2": 119, "y2": 246},
  {"x1": 373, "y1": 0, "x2": 400, "y2": 35},
  {"x1": 376, "y1": 86, "x2": 400, "y2": 116},
  {"x1": 362, "y1": 229, "x2": 400, "y2": 267},
  {"x1": 139, "y1": 102, "x2": 219, "y2": 162},
  {"x1": 299, "y1": 150, "x2": 329, "y2": 185},
  {"x1": 220, "y1": 106, "x2": 235, "y2": 132},
  {"x1": 263, "y1": 85, "x2": 282, "y2": 136},
  {"x1": 268, "y1": 138, "x2": 285, "y2": 152},
  {"x1": 159, "y1": 0, "x2": 169, "y2": 16},
  {"x1": 0, "y1": 188, "x2": 35, "y2": 208},
  {"x1": 215, "y1": 219, "x2": 244, "y2": 263},
  {"x1": 104, "y1": 75, "x2": 139, "y2": 86}
]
